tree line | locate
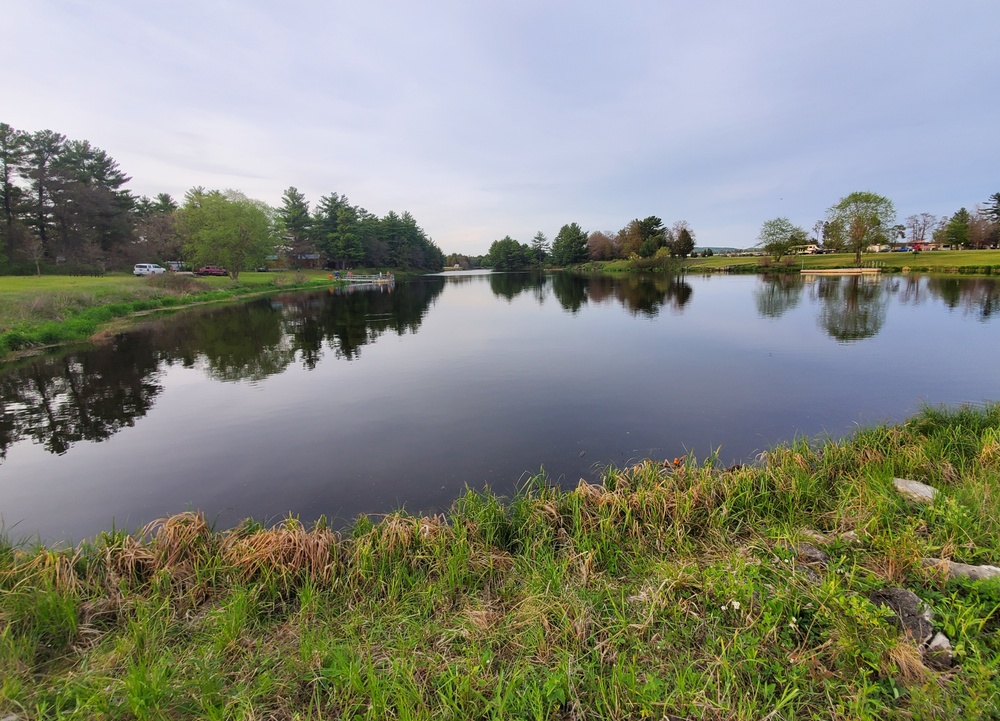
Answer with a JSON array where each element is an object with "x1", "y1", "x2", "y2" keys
[
  {"x1": 473, "y1": 217, "x2": 699, "y2": 271},
  {"x1": 756, "y1": 191, "x2": 1000, "y2": 265},
  {"x1": 0, "y1": 122, "x2": 444, "y2": 275}
]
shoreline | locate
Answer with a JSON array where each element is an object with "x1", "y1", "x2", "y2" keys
[{"x1": 2, "y1": 403, "x2": 998, "y2": 718}]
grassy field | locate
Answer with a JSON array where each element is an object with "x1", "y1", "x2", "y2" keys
[
  {"x1": 684, "y1": 249, "x2": 1000, "y2": 274},
  {"x1": 1, "y1": 404, "x2": 998, "y2": 719},
  {"x1": 0, "y1": 270, "x2": 340, "y2": 358}
]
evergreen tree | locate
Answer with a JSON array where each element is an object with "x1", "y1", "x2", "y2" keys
[
  {"x1": 944, "y1": 208, "x2": 971, "y2": 248},
  {"x1": 530, "y1": 231, "x2": 549, "y2": 267},
  {"x1": 550, "y1": 222, "x2": 588, "y2": 266},
  {"x1": 0, "y1": 123, "x2": 28, "y2": 263},
  {"x1": 25, "y1": 129, "x2": 66, "y2": 257},
  {"x1": 279, "y1": 186, "x2": 314, "y2": 265},
  {"x1": 485, "y1": 236, "x2": 530, "y2": 270}
]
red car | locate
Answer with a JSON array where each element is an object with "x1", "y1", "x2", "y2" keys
[{"x1": 196, "y1": 266, "x2": 228, "y2": 276}]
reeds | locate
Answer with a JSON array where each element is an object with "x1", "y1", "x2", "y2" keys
[{"x1": 2, "y1": 403, "x2": 999, "y2": 719}]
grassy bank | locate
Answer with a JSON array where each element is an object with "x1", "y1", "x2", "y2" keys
[
  {"x1": 685, "y1": 249, "x2": 1000, "y2": 274},
  {"x1": 2, "y1": 404, "x2": 998, "y2": 719},
  {"x1": 0, "y1": 271, "x2": 341, "y2": 359},
  {"x1": 579, "y1": 249, "x2": 1000, "y2": 275}
]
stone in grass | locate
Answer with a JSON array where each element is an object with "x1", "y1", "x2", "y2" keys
[
  {"x1": 796, "y1": 542, "x2": 829, "y2": 565},
  {"x1": 868, "y1": 588, "x2": 934, "y2": 645},
  {"x1": 924, "y1": 632, "x2": 954, "y2": 671},
  {"x1": 921, "y1": 558, "x2": 1000, "y2": 581},
  {"x1": 893, "y1": 478, "x2": 939, "y2": 504}
]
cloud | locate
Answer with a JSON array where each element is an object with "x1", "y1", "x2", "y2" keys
[{"x1": 4, "y1": 0, "x2": 999, "y2": 254}]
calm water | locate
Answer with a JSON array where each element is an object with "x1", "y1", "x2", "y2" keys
[{"x1": 1, "y1": 271, "x2": 998, "y2": 544}]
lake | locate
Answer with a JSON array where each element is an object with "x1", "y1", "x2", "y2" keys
[{"x1": 1, "y1": 271, "x2": 998, "y2": 544}]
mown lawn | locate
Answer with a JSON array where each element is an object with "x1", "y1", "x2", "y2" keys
[{"x1": 685, "y1": 249, "x2": 1000, "y2": 273}]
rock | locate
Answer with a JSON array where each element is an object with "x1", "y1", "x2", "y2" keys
[
  {"x1": 796, "y1": 543, "x2": 829, "y2": 565},
  {"x1": 869, "y1": 588, "x2": 933, "y2": 644},
  {"x1": 838, "y1": 530, "x2": 860, "y2": 545},
  {"x1": 921, "y1": 558, "x2": 1000, "y2": 581},
  {"x1": 924, "y1": 632, "x2": 953, "y2": 670},
  {"x1": 1, "y1": 714, "x2": 21, "y2": 721},
  {"x1": 800, "y1": 529, "x2": 831, "y2": 545},
  {"x1": 893, "y1": 478, "x2": 939, "y2": 504}
]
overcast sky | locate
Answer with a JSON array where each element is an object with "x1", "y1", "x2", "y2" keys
[{"x1": 5, "y1": 1, "x2": 999, "y2": 254}]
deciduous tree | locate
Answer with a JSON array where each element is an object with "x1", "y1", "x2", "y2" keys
[
  {"x1": 826, "y1": 191, "x2": 896, "y2": 266},
  {"x1": 904, "y1": 213, "x2": 936, "y2": 247},
  {"x1": 485, "y1": 236, "x2": 530, "y2": 270},
  {"x1": 586, "y1": 231, "x2": 616, "y2": 261},
  {"x1": 178, "y1": 189, "x2": 279, "y2": 281},
  {"x1": 756, "y1": 217, "x2": 806, "y2": 261}
]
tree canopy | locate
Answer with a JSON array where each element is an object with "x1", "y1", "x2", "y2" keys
[
  {"x1": 756, "y1": 217, "x2": 807, "y2": 261},
  {"x1": 178, "y1": 189, "x2": 279, "y2": 280},
  {"x1": 826, "y1": 191, "x2": 896, "y2": 266},
  {"x1": 550, "y1": 223, "x2": 588, "y2": 266},
  {"x1": 485, "y1": 236, "x2": 531, "y2": 270}
]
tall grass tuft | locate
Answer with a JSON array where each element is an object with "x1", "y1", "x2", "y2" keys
[{"x1": 1, "y1": 402, "x2": 999, "y2": 719}]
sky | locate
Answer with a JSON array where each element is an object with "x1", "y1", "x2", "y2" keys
[{"x1": 5, "y1": 1, "x2": 999, "y2": 255}]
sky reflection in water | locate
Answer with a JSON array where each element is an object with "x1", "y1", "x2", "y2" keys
[{"x1": 1, "y1": 272, "x2": 997, "y2": 544}]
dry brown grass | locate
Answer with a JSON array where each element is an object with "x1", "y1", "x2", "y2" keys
[{"x1": 221, "y1": 517, "x2": 339, "y2": 585}]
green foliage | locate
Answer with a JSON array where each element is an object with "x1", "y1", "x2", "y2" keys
[
  {"x1": 757, "y1": 217, "x2": 808, "y2": 261},
  {"x1": 178, "y1": 189, "x2": 279, "y2": 280},
  {"x1": 278, "y1": 186, "x2": 313, "y2": 262},
  {"x1": 635, "y1": 216, "x2": 666, "y2": 258},
  {"x1": 529, "y1": 230, "x2": 549, "y2": 267},
  {"x1": 670, "y1": 226, "x2": 696, "y2": 259},
  {"x1": 484, "y1": 235, "x2": 530, "y2": 270},
  {"x1": 827, "y1": 191, "x2": 897, "y2": 266},
  {"x1": 982, "y1": 192, "x2": 1000, "y2": 224},
  {"x1": 944, "y1": 207, "x2": 972, "y2": 248},
  {"x1": 550, "y1": 222, "x2": 588, "y2": 266}
]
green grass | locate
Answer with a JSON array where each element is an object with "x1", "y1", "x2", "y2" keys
[
  {"x1": 2, "y1": 404, "x2": 998, "y2": 719},
  {"x1": 683, "y1": 249, "x2": 1000, "y2": 274},
  {"x1": 0, "y1": 270, "x2": 341, "y2": 358}
]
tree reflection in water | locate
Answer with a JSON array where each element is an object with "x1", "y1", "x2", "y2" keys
[
  {"x1": 812, "y1": 275, "x2": 887, "y2": 342},
  {"x1": 0, "y1": 334, "x2": 164, "y2": 460},
  {"x1": 753, "y1": 275, "x2": 805, "y2": 318},
  {"x1": 0, "y1": 279, "x2": 446, "y2": 463},
  {"x1": 487, "y1": 271, "x2": 694, "y2": 317}
]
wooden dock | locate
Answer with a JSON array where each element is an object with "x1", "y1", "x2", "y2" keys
[{"x1": 800, "y1": 268, "x2": 881, "y2": 276}]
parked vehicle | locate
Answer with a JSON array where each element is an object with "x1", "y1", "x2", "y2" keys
[
  {"x1": 195, "y1": 266, "x2": 228, "y2": 276},
  {"x1": 134, "y1": 263, "x2": 166, "y2": 276}
]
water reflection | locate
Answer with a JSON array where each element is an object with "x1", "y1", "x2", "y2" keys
[
  {"x1": 752, "y1": 273, "x2": 1000, "y2": 342},
  {"x1": 0, "y1": 334, "x2": 163, "y2": 460},
  {"x1": 754, "y1": 275, "x2": 805, "y2": 318},
  {"x1": 488, "y1": 272, "x2": 694, "y2": 317},
  {"x1": 0, "y1": 279, "x2": 445, "y2": 464},
  {"x1": 2, "y1": 271, "x2": 998, "y2": 544},
  {"x1": 1, "y1": 272, "x2": 997, "y2": 471},
  {"x1": 812, "y1": 276, "x2": 888, "y2": 343},
  {"x1": 925, "y1": 277, "x2": 999, "y2": 320}
]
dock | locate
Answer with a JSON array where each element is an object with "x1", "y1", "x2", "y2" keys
[
  {"x1": 800, "y1": 268, "x2": 882, "y2": 276},
  {"x1": 342, "y1": 274, "x2": 395, "y2": 284}
]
